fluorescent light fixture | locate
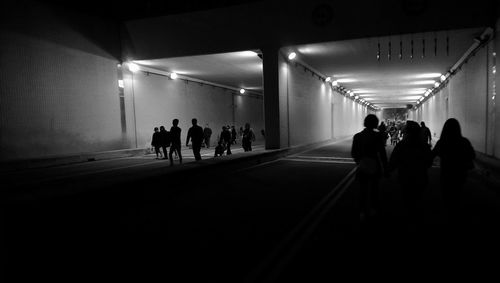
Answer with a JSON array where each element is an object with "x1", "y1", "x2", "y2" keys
[
  {"x1": 349, "y1": 92, "x2": 354, "y2": 97},
  {"x1": 331, "y1": 80, "x2": 338, "y2": 86},
  {"x1": 128, "y1": 63, "x2": 140, "y2": 73},
  {"x1": 419, "y1": 97, "x2": 424, "y2": 101},
  {"x1": 354, "y1": 95, "x2": 359, "y2": 99},
  {"x1": 325, "y1": 77, "x2": 331, "y2": 82},
  {"x1": 440, "y1": 74, "x2": 446, "y2": 81},
  {"x1": 240, "y1": 88, "x2": 246, "y2": 94},
  {"x1": 434, "y1": 82, "x2": 440, "y2": 87},
  {"x1": 118, "y1": 80, "x2": 124, "y2": 88},
  {"x1": 170, "y1": 72, "x2": 178, "y2": 79},
  {"x1": 288, "y1": 52, "x2": 297, "y2": 60}
]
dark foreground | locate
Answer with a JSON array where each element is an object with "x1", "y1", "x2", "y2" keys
[{"x1": 4, "y1": 139, "x2": 500, "y2": 282}]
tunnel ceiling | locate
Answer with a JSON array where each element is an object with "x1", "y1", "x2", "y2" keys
[
  {"x1": 293, "y1": 27, "x2": 486, "y2": 109},
  {"x1": 134, "y1": 50, "x2": 263, "y2": 93},
  {"x1": 133, "y1": 27, "x2": 485, "y2": 106}
]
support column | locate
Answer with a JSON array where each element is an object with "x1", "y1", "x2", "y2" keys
[{"x1": 262, "y1": 45, "x2": 281, "y2": 149}]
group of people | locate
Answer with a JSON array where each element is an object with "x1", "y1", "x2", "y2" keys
[
  {"x1": 151, "y1": 119, "x2": 256, "y2": 166},
  {"x1": 352, "y1": 114, "x2": 476, "y2": 224}
]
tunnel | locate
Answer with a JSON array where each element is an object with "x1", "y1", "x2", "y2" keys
[{"x1": 2, "y1": 0, "x2": 500, "y2": 281}]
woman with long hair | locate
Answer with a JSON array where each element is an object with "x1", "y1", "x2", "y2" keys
[{"x1": 432, "y1": 118, "x2": 475, "y2": 220}]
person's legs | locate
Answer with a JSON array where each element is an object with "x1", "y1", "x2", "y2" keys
[
  {"x1": 193, "y1": 143, "x2": 201, "y2": 161},
  {"x1": 155, "y1": 146, "x2": 161, "y2": 159},
  {"x1": 226, "y1": 142, "x2": 231, "y2": 155},
  {"x1": 169, "y1": 146, "x2": 175, "y2": 165},
  {"x1": 162, "y1": 146, "x2": 168, "y2": 159},
  {"x1": 176, "y1": 145, "x2": 183, "y2": 163}
]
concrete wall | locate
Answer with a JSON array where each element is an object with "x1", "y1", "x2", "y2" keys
[
  {"x1": 0, "y1": 1, "x2": 126, "y2": 161},
  {"x1": 410, "y1": 26, "x2": 500, "y2": 158},
  {"x1": 123, "y1": 70, "x2": 264, "y2": 148},
  {"x1": 278, "y1": 54, "x2": 367, "y2": 148}
]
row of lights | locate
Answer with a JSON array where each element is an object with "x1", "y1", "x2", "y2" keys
[
  {"x1": 287, "y1": 52, "x2": 378, "y2": 110},
  {"x1": 414, "y1": 72, "x2": 450, "y2": 108},
  {"x1": 125, "y1": 62, "x2": 247, "y2": 95}
]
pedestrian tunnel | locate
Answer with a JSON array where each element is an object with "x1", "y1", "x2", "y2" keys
[
  {"x1": 121, "y1": 50, "x2": 265, "y2": 151},
  {"x1": 267, "y1": 25, "x2": 500, "y2": 160}
]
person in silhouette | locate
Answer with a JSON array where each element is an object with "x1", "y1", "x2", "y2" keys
[
  {"x1": 351, "y1": 114, "x2": 388, "y2": 220},
  {"x1": 214, "y1": 141, "x2": 225, "y2": 157},
  {"x1": 231, "y1": 125, "x2": 237, "y2": 145},
  {"x1": 389, "y1": 120, "x2": 433, "y2": 226},
  {"x1": 432, "y1": 118, "x2": 475, "y2": 221},
  {"x1": 159, "y1": 126, "x2": 170, "y2": 160},
  {"x1": 242, "y1": 122, "x2": 256, "y2": 152},
  {"x1": 420, "y1": 121, "x2": 432, "y2": 147},
  {"x1": 378, "y1": 121, "x2": 388, "y2": 146},
  {"x1": 151, "y1": 127, "x2": 162, "y2": 159},
  {"x1": 219, "y1": 126, "x2": 232, "y2": 155},
  {"x1": 203, "y1": 123, "x2": 212, "y2": 149},
  {"x1": 186, "y1": 118, "x2": 204, "y2": 161},
  {"x1": 169, "y1": 119, "x2": 182, "y2": 166}
]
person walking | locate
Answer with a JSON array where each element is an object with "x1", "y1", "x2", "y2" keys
[
  {"x1": 151, "y1": 127, "x2": 162, "y2": 159},
  {"x1": 231, "y1": 126, "x2": 237, "y2": 145},
  {"x1": 378, "y1": 121, "x2": 388, "y2": 146},
  {"x1": 159, "y1": 125, "x2": 170, "y2": 160},
  {"x1": 420, "y1": 121, "x2": 432, "y2": 147},
  {"x1": 186, "y1": 118, "x2": 204, "y2": 161},
  {"x1": 169, "y1": 119, "x2": 182, "y2": 166},
  {"x1": 242, "y1": 123, "x2": 255, "y2": 152},
  {"x1": 351, "y1": 114, "x2": 388, "y2": 220},
  {"x1": 432, "y1": 118, "x2": 475, "y2": 223},
  {"x1": 219, "y1": 126, "x2": 232, "y2": 155},
  {"x1": 203, "y1": 123, "x2": 212, "y2": 149},
  {"x1": 389, "y1": 121, "x2": 433, "y2": 227}
]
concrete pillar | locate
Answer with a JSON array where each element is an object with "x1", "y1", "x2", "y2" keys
[{"x1": 262, "y1": 45, "x2": 281, "y2": 149}]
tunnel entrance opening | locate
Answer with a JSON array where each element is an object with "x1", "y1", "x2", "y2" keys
[{"x1": 123, "y1": 50, "x2": 265, "y2": 152}]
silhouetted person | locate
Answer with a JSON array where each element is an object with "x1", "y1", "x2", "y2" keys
[
  {"x1": 432, "y1": 118, "x2": 475, "y2": 222},
  {"x1": 219, "y1": 126, "x2": 232, "y2": 155},
  {"x1": 186, "y1": 118, "x2": 204, "y2": 161},
  {"x1": 203, "y1": 123, "x2": 212, "y2": 148},
  {"x1": 378, "y1": 121, "x2": 388, "y2": 146},
  {"x1": 151, "y1": 127, "x2": 162, "y2": 159},
  {"x1": 389, "y1": 121, "x2": 433, "y2": 227},
  {"x1": 159, "y1": 126, "x2": 170, "y2": 159},
  {"x1": 420, "y1": 121, "x2": 432, "y2": 147},
  {"x1": 261, "y1": 129, "x2": 265, "y2": 140},
  {"x1": 351, "y1": 114, "x2": 388, "y2": 220},
  {"x1": 169, "y1": 119, "x2": 182, "y2": 166},
  {"x1": 242, "y1": 123, "x2": 255, "y2": 152},
  {"x1": 214, "y1": 141, "x2": 225, "y2": 157},
  {"x1": 231, "y1": 126, "x2": 237, "y2": 145}
]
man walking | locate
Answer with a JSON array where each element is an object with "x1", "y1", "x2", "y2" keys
[
  {"x1": 186, "y1": 118, "x2": 204, "y2": 161},
  {"x1": 203, "y1": 123, "x2": 212, "y2": 148},
  {"x1": 169, "y1": 119, "x2": 182, "y2": 166}
]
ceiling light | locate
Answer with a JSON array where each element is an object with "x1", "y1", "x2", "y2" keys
[
  {"x1": 349, "y1": 92, "x2": 354, "y2": 97},
  {"x1": 414, "y1": 73, "x2": 442, "y2": 79},
  {"x1": 332, "y1": 80, "x2": 338, "y2": 86},
  {"x1": 170, "y1": 72, "x2": 178, "y2": 79},
  {"x1": 128, "y1": 63, "x2": 140, "y2": 73},
  {"x1": 240, "y1": 89, "x2": 246, "y2": 94},
  {"x1": 288, "y1": 52, "x2": 297, "y2": 60},
  {"x1": 325, "y1": 77, "x2": 331, "y2": 82},
  {"x1": 355, "y1": 95, "x2": 359, "y2": 99},
  {"x1": 434, "y1": 82, "x2": 440, "y2": 87},
  {"x1": 118, "y1": 80, "x2": 124, "y2": 88},
  {"x1": 440, "y1": 74, "x2": 446, "y2": 81}
]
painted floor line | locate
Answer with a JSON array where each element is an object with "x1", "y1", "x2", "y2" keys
[{"x1": 284, "y1": 158, "x2": 356, "y2": 164}]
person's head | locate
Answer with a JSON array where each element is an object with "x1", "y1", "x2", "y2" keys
[
  {"x1": 440, "y1": 118, "x2": 462, "y2": 140},
  {"x1": 363, "y1": 114, "x2": 379, "y2": 129},
  {"x1": 404, "y1": 120, "x2": 421, "y2": 140},
  {"x1": 172, "y1": 119, "x2": 179, "y2": 126},
  {"x1": 160, "y1": 126, "x2": 165, "y2": 131},
  {"x1": 245, "y1": 123, "x2": 250, "y2": 129},
  {"x1": 192, "y1": 118, "x2": 197, "y2": 126},
  {"x1": 154, "y1": 127, "x2": 159, "y2": 132},
  {"x1": 420, "y1": 121, "x2": 426, "y2": 127},
  {"x1": 222, "y1": 126, "x2": 226, "y2": 131}
]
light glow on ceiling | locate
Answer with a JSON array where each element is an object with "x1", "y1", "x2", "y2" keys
[
  {"x1": 337, "y1": 78, "x2": 357, "y2": 83},
  {"x1": 288, "y1": 52, "x2": 297, "y2": 60},
  {"x1": 414, "y1": 73, "x2": 442, "y2": 79},
  {"x1": 128, "y1": 63, "x2": 140, "y2": 73},
  {"x1": 410, "y1": 80, "x2": 437, "y2": 85}
]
